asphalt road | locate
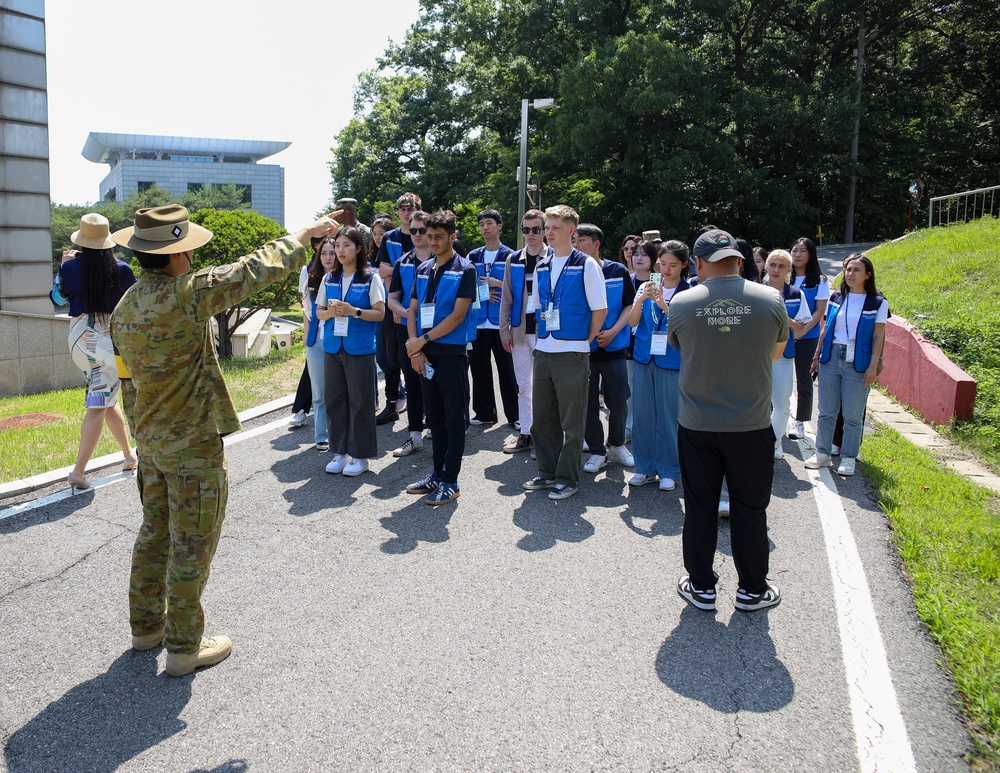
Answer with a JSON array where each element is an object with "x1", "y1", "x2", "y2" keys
[{"x1": 0, "y1": 386, "x2": 971, "y2": 771}]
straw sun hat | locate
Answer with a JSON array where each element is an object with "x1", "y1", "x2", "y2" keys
[
  {"x1": 70, "y1": 213, "x2": 115, "y2": 249},
  {"x1": 111, "y1": 204, "x2": 214, "y2": 255}
]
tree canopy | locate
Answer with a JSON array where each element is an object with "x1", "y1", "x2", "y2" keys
[{"x1": 328, "y1": 0, "x2": 999, "y2": 252}]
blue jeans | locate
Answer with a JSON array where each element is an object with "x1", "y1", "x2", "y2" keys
[
  {"x1": 630, "y1": 361, "x2": 680, "y2": 479},
  {"x1": 304, "y1": 334, "x2": 328, "y2": 445},
  {"x1": 816, "y1": 344, "x2": 870, "y2": 458}
]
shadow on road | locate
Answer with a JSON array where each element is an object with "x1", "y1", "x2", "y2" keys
[
  {"x1": 655, "y1": 606, "x2": 793, "y2": 713},
  {"x1": 620, "y1": 489, "x2": 684, "y2": 539},
  {"x1": 512, "y1": 496, "x2": 595, "y2": 552},
  {"x1": 379, "y1": 499, "x2": 455, "y2": 553},
  {"x1": 4, "y1": 650, "x2": 191, "y2": 773},
  {"x1": 0, "y1": 492, "x2": 95, "y2": 535}
]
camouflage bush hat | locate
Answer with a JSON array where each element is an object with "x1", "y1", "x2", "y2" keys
[
  {"x1": 71, "y1": 213, "x2": 115, "y2": 249},
  {"x1": 111, "y1": 204, "x2": 213, "y2": 255}
]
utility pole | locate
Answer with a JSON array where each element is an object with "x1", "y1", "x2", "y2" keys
[{"x1": 844, "y1": 5, "x2": 866, "y2": 244}]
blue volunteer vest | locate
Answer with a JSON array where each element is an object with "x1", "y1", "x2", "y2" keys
[
  {"x1": 535, "y1": 250, "x2": 592, "y2": 341},
  {"x1": 306, "y1": 291, "x2": 321, "y2": 347},
  {"x1": 795, "y1": 276, "x2": 826, "y2": 340},
  {"x1": 414, "y1": 256, "x2": 474, "y2": 346},
  {"x1": 632, "y1": 280, "x2": 689, "y2": 369},
  {"x1": 383, "y1": 230, "x2": 405, "y2": 267},
  {"x1": 781, "y1": 284, "x2": 802, "y2": 359},
  {"x1": 321, "y1": 272, "x2": 378, "y2": 355},
  {"x1": 469, "y1": 244, "x2": 514, "y2": 327},
  {"x1": 397, "y1": 251, "x2": 419, "y2": 312},
  {"x1": 818, "y1": 292, "x2": 885, "y2": 372},
  {"x1": 590, "y1": 260, "x2": 631, "y2": 353}
]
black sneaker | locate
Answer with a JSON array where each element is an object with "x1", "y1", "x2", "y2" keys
[
  {"x1": 503, "y1": 434, "x2": 532, "y2": 454},
  {"x1": 547, "y1": 483, "x2": 578, "y2": 500},
  {"x1": 406, "y1": 473, "x2": 439, "y2": 495},
  {"x1": 677, "y1": 575, "x2": 717, "y2": 611},
  {"x1": 523, "y1": 476, "x2": 556, "y2": 491},
  {"x1": 469, "y1": 415, "x2": 497, "y2": 426},
  {"x1": 376, "y1": 405, "x2": 399, "y2": 426},
  {"x1": 735, "y1": 585, "x2": 781, "y2": 612}
]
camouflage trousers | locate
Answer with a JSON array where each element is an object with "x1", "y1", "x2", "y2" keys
[{"x1": 129, "y1": 435, "x2": 228, "y2": 653}]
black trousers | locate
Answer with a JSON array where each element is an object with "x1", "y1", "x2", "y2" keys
[
  {"x1": 291, "y1": 363, "x2": 312, "y2": 413},
  {"x1": 421, "y1": 353, "x2": 469, "y2": 484},
  {"x1": 678, "y1": 425, "x2": 774, "y2": 594},
  {"x1": 584, "y1": 357, "x2": 630, "y2": 454},
  {"x1": 469, "y1": 328, "x2": 519, "y2": 423},
  {"x1": 379, "y1": 318, "x2": 403, "y2": 402},
  {"x1": 397, "y1": 326, "x2": 424, "y2": 433},
  {"x1": 792, "y1": 337, "x2": 819, "y2": 422}
]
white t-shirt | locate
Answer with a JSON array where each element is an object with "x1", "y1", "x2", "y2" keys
[
  {"x1": 533, "y1": 253, "x2": 608, "y2": 354},
  {"x1": 316, "y1": 271, "x2": 387, "y2": 309},
  {"x1": 832, "y1": 292, "x2": 888, "y2": 345}
]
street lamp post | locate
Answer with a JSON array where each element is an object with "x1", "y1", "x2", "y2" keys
[{"x1": 517, "y1": 97, "x2": 556, "y2": 249}]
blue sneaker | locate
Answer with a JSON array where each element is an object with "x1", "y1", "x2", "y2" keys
[
  {"x1": 406, "y1": 473, "x2": 439, "y2": 495},
  {"x1": 425, "y1": 481, "x2": 460, "y2": 506}
]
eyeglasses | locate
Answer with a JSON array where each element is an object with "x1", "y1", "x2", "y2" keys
[
  {"x1": 410, "y1": 227, "x2": 428, "y2": 235},
  {"x1": 521, "y1": 226, "x2": 543, "y2": 235}
]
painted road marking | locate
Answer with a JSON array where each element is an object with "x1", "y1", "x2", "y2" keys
[
  {"x1": 0, "y1": 416, "x2": 289, "y2": 523},
  {"x1": 808, "y1": 463, "x2": 916, "y2": 773}
]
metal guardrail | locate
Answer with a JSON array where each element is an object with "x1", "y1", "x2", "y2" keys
[{"x1": 928, "y1": 184, "x2": 1000, "y2": 227}]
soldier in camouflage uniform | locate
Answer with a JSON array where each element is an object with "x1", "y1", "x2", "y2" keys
[{"x1": 111, "y1": 204, "x2": 339, "y2": 677}]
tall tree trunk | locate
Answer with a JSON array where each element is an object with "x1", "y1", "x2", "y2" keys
[{"x1": 844, "y1": 5, "x2": 866, "y2": 244}]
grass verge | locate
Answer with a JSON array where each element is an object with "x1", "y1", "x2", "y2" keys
[
  {"x1": 863, "y1": 424, "x2": 1000, "y2": 770},
  {"x1": 0, "y1": 345, "x2": 306, "y2": 484},
  {"x1": 873, "y1": 217, "x2": 1000, "y2": 471}
]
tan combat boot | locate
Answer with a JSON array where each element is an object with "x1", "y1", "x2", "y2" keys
[
  {"x1": 132, "y1": 628, "x2": 165, "y2": 651},
  {"x1": 165, "y1": 635, "x2": 232, "y2": 677}
]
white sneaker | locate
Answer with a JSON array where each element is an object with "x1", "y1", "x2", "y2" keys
[
  {"x1": 658, "y1": 478, "x2": 676, "y2": 491},
  {"x1": 774, "y1": 439, "x2": 784, "y2": 460},
  {"x1": 325, "y1": 454, "x2": 347, "y2": 474},
  {"x1": 288, "y1": 410, "x2": 307, "y2": 427},
  {"x1": 831, "y1": 444, "x2": 841, "y2": 456},
  {"x1": 608, "y1": 444, "x2": 635, "y2": 468},
  {"x1": 514, "y1": 420, "x2": 521, "y2": 431},
  {"x1": 804, "y1": 452, "x2": 832, "y2": 469},
  {"x1": 787, "y1": 420, "x2": 805, "y2": 439},
  {"x1": 582, "y1": 441, "x2": 590, "y2": 453},
  {"x1": 583, "y1": 454, "x2": 607, "y2": 473},
  {"x1": 342, "y1": 457, "x2": 369, "y2": 476},
  {"x1": 628, "y1": 473, "x2": 654, "y2": 486},
  {"x1": 392, "y1": 438, "x2": 424, "y2": 457},
  {"x1": 836, "y1": 457, "x2": 856, "y2": 476},
  {"x1": 718, "y1": 500, "x2": 730, "y2": 517}
]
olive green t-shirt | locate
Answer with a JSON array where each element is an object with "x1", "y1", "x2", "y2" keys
[{"x1": 667, "y1": 275, "x2": 788, "y2": 432}]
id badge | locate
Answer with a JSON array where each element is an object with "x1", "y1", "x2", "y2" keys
[
  {"x1": 333, "y1": 316, "x2": 349, "y2": 337},
  {"x1": 546, "y1": 308, "x2": 561, "y2": 332},
  {"x1": 478, "y1": 281, "x2": 491, "y2": 302},
  {"x1": 651, "y1": 333, "x2": 668, "y2": 356},
  {"x1": 525, "y1": 295, "x2": 535, "y2": 314},
  {"x1": 845, "y1": 342, "x2": 855, "y2": 363},
  {"x1": 420, "y1": 303, "x2": 436, "y2": 328}
]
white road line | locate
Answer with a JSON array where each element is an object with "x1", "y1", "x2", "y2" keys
[
  {"x1": 808, "y1": 464, "x2": 916, "y2": 773},
  {"x1": 0, "y1": 416, "x2": 291, "y2": 523}
]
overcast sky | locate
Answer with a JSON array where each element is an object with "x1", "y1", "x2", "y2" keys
[{"x1": 45, "y1": 0, "x2": 420, "y2": 226}]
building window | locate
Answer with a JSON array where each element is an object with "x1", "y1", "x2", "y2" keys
[
  {"x1": 173, "y1": 156, "x2": 214, "y2": 163},
  {"x1": 137, "y1": 181, "x2": 155, "y2": 192},
  {"x1": 241, "y1": 185, "x2": 252, "y2": 204},
  {"x1": 187, "y1": 182, "x2": 204, "y2": 192},
  {"x1": 105, "y1": 187, "x2": 117, "y2": 202}
]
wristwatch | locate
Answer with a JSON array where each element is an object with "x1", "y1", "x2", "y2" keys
[
  {"x1": 355, "y1": 308, "x2": 362, "y2": 317},
  {"x1": 423, "y1": 332, "x2": 431, "y2": 342}
]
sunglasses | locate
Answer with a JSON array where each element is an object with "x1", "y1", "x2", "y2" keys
[
  {"x1": 521, "y1": 226, "x2": 543, "y2": 235},
  {"x1": 410, "y1": 227, "x2": 428, "y2": 235}
]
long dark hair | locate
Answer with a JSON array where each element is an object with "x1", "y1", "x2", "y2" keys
[
  {"x1": 79, "y1": 247, "x2": 120, "y2": 321},
  {"x1": 658, "y1": 240, "x2": 690, "y2": 280},
  {"x1": 308, "y1": 236, "x2": 335, "y2": 293},
  {"x1": 791, "y1": 237, "x2": 823, "y2": 288},
  {"x1": 369, "y1": 216, "x2": 394, "y2": 261},
  {"x1": 839, "y1": 253, "x2": 880, "y2": 296},
  {"x1": 332, "y1": 227, "x2": 370, "y2": 278}
]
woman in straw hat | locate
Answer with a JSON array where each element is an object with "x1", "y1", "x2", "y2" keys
[{"x1": 51, "y1": 213, "x2": 138, "y2": 492}]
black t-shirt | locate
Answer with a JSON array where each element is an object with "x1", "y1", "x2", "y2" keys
[{"x1": 522, "y1": 250, "x2": 540, "y2": 336}]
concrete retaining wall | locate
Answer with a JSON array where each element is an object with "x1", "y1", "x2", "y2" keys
[
  {"x1": 0, "y1": 310, "x2": 83, "y2": 396},
  {"x1": 879, "y1": 315, "x2": 976, "y2": 426}
]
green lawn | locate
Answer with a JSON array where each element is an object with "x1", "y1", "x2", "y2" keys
[
  {"x1": 0, "y1": 345, "x2": 306, "y2": 483},
  {"x1": 873, "y1": 217, "x2": 1000, "y2": 469},
  {"x1": 863, "y1": 426, "x2": 1000, "y2": 769}
]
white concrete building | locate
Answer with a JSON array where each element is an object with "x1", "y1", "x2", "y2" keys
[{"x1": 83, "y1": 132, "x2": 290, "y2": 225}]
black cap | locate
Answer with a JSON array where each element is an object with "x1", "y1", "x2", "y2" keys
[{"x1": 692, "y1": 229, "x2": 743, "y2": 262}]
